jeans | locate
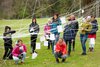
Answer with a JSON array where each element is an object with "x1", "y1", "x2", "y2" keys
[
  {"x1": 80, "y1": 34, "x2": 88, "y2": 53},
  {"x1": 54, "y1": 52, "x2": 67, "y2": 59},
  {"x1": 13, "y1": 52, "x2": 26, "y2": 64},
  {"x1": 51, "y1": 34, "x2": 59, "y2": 54}
]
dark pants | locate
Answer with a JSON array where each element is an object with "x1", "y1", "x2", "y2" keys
[
  {"x1": 72, "y1": 38, "x2": 75, "y2": 51},
  {"x1": 65, "y1": 40, "x2": 72, "y2": 55},
  {"x1": 31, "y1": 34, "x2": 37, "y2": 53},
  {"x1": 80, "y1": 34, "x2": 88, "y2": 53},
  {"x1": 47, "y1": 39, "x2": 52, "y2": 49},
  {"x1": 54, "y1": 52, "x2": 66, "y2": 59},
  {"x1": 3, "y1": 43, "x2": 13, "y2": 59}
]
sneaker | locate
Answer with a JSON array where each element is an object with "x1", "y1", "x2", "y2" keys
[{"x1": 81, "y1": 53, "x2": 87, "y2": 55}]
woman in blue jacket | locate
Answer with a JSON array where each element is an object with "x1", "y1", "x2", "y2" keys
[{"x1": 50, "y1": 13, "x2": 62, "y2": 54}]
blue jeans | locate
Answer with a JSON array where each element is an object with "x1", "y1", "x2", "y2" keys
[
  {"x1": 54, "y1": 52, "x2": 67, "y2": 59},
  {"x1": 80, "y1": 34, "x2": 88, "y2": 53},
  {"x1": 13, "y1": 52, "x2": 26, "y2": 64},
  {"x1": 51, "y1": 34, "x2": 59, "y2": 54}
]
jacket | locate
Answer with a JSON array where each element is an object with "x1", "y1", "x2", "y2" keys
[
  {"x1": 12, "y1": 44, "x2": 27, "y2": 57},
  {"x1": 29, "y1": 23, "x2": 40, "y2": 34},
  {"x1": 3, "y1": 30, "x2": 16, "y2": 45},
  {"x1": 80, "y1": 22, "x2": 92, "y2": 34},
  {"x1": 88, "y1": 20, "x2": 98, "y2": 34},
  {"x1": 50, "y1": 18, "x2": 61, "y2": 34},
  {"x1": 55, "y1": 42, "x2": 67, "y2": 55},
  {"x1": 63, "y1": 22, "x2": 76, "y2": 40},
  {"x1": 44, "y1": 24, "x2": 51, "y2": 35}
]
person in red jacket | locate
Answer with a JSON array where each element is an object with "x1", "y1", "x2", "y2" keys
[
  {"x1": 12, "y1": 39, "x2": 27, "y2": 64},
  {"x1": 54, "y1": 38, "x2": 68, "y2": 63}
]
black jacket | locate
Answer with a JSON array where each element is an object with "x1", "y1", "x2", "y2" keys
[
  {"x1": 29, "y1": 23, "x2": 40, "y2": 34},
  {"x1": 3, "y1": 30, "x2": 16, "y2": 45},
  {"x1": 88, "y1": 20, "x2": 98, "y2": 34}
]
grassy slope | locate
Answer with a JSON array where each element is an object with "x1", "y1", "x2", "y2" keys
[{"x1": 0, "y1": 18, "x2": 100, "y2": 67}]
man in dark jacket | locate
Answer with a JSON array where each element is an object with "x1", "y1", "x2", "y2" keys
[{"x1": 70, "y1": 15, "x2": 79, "y2": 51}]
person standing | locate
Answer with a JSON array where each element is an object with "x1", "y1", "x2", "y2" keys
[
  {"x1": 50, "y1": 13, "x2": 62, "y2": 54},
  {"x1": 70, "y1": 15, "x2": 79, "y2": 51},
  {"x1": 80, "y1": 16, "x2": 92, "y2": 55},
  {"x1": 29, "y1": 17, "x2": 40, "y2": 53},
  {"x1": 3, "y1": 26, "x2": 16, "y2": 60},
  {"x1": 44, "y1": 20, "x2": 52, "y2": 49},
  {"x1": 88, "y1": 16, "x2": 98, "y2": 52},
  {"x1": 63, "y1": 18, "x2": 76, "y2": 56}
]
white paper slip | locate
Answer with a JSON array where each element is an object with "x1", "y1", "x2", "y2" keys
[
  {"x1": 32, "y1": 52, "x2": 38, "y2": 59},
  {"x1": 44, "y1": 41, "x2": 48, "y2": 46},
  {"x1": 30, "y1": 28, "x2": 34, "y2": 32},
  {"x1": 36, "y1": 43, "x2": 41, "y2": 49},
  {"x1": 40, "y1": 36, "x2": 45, "y2": 42},
  {"x1": 60, "y1": 16, "x2": 66, "y2": 24},
  {"x1": 89, "y1": 38, "x2": 95, "y2": 44},
  {"x1": 45, "y1": 35, "x2": 50, "y2": 39},
  {"x1": 57, "y1": 25, "x2": 63, "y2": 32},
  {"x1": 50, "y1": 34, "x2": 55, "y2": 40}
]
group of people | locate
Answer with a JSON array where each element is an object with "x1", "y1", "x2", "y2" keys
[{"x1": 2, "y1": 13, "x2": 98, "y2": 64}]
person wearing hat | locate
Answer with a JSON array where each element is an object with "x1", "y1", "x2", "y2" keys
[{"x1": 80, "y1": 16, "x2": 92, "y2": 55}]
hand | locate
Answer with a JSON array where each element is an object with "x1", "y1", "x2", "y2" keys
[{"x1": 18, "y1": 54, "x2": 23, "y2": 59}]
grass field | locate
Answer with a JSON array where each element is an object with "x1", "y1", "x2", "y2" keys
[{"x1": 0, "y1": 18, "x2": 100, "y2": 67}]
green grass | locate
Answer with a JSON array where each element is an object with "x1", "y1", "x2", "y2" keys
[{"x1": 0, "y1": 18, "x2": 100, "y2": 67}]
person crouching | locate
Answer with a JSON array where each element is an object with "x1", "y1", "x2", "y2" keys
[
  {"x1": 54, "y1": 38, "x2": 68, "y2": 63},
  {"x1": 12, "y1": 39, "x2": 27, "y2": 64}
]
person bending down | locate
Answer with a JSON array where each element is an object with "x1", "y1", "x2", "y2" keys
[
  {"x1": 12, "y1": 39, "x2": 27, "y2": 64},
  {"x1": 54, "y1": 38, "x2": 68, "y2": 63}
]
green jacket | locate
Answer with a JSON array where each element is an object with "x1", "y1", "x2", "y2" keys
[{"x1": 80, "y1": 22, "x2": 92, "y2": 34}]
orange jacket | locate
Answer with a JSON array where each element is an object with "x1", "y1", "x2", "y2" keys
[{"x1": 55, "y1": 42, "x2": 67, "y2": 55}]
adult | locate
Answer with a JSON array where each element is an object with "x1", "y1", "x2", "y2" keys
[
  {"x1": 80, "y1": 16, "x2": 92, "y2": 55},
  {"x1": 70, "y1": 15, "x2": 79, "y2": 51},
  {"x1": 29, "y1": 17, "x2": 40, "y2": 53},
  {"x1": 3, "y1": 26, "x2": 16, "y2": 60},
  {"x1": 50, "y1": 13, "x2": 62, "y2": 53},
  {"x1": 63, "y1": 18, "x2": 76, "y2": 56}
]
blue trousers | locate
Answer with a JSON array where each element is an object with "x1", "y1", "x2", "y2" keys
[{"x1": 80, "y1": 34, "x2": 88, "y2": 53}]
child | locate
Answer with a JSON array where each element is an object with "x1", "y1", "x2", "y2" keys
[
  {"x1": 88, "y1": 16, "x2": 98, "y2": 52},
  {"x1": 54, "y1": 38, "x2": 67, "y2": 63},
  {"x1": 3, "y1": 26, "x2": 16, "y2": 60},
  {"x1": 44, "y1": 20, "x2": 52, "y2": 49},
  {"x1": 12, "y1": 39, "x2": 27, "y2": 64}
]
